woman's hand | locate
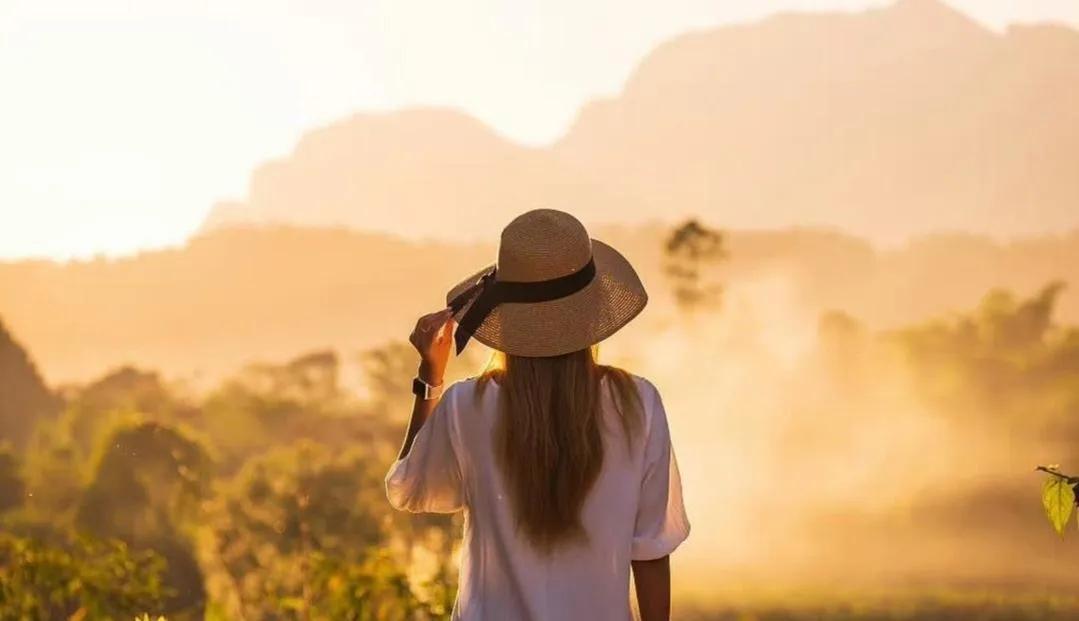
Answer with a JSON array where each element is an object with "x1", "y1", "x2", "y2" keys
[{"x1": 409, "y1": 308, "x2": 455, "y2": 384}]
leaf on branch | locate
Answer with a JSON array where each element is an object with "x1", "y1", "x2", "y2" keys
[{"x1": 1042, "y1": 474, "x2": 1075, "y2": 536}]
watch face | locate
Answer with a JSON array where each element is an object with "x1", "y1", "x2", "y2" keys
[{"x1": 412, "y1": 377, "x2": 426, "y2": 397}]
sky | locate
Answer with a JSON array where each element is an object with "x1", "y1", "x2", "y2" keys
[{"x1": 1, "y1": 0, "x2": 1078, "y2": 261}]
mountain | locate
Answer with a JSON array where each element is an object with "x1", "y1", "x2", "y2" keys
[
  {"x1": 2, "y1": 225, "x2": 1078, "y2": 384},
  {"x1": 200, "y1": 0, "x2": 1079, "y2": 243},
  {"x1": 554, "y1": 0, "x2": 1079, "y2": 242},
  {"x1": 0, "y1": 317, "x2": 61, "y2": 447},
  {"x1": 202, "y1": 109, "x2": 650, "y2": 243}
]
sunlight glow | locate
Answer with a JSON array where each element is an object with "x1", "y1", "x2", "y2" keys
[{"x1": 1, "y1": 0, "x2": 1077, "y2": 260}]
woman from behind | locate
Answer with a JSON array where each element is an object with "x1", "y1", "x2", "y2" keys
[{"x1": 387, "y1": 209, "x2": 690, "y2": 621}]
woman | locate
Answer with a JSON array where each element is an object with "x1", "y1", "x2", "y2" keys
[{"x1": 386, "y1": 209, "x2": 690, "y2": 620}]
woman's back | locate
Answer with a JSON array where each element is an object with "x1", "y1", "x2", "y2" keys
[
  {"x1": 387, "y1": 209, "x2": 689, "y2": 620},
  {"x1": 386, "y1": 373, "x2": 689, "y2": 620}
]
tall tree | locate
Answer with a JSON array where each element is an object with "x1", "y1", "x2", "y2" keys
[{"x1": 663, "y1": 219, "x2": 727, "y2": 313}]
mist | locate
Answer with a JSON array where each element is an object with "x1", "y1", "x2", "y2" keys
[{"x1": 595, "y1": 273, "x2": 1079, "y2": 601}]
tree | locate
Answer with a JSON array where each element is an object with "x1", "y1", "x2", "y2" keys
[
  {"x1": 663, "y1": 219, "x2": 727, "y2": 313},
  {"x1": 0, "y1": 444, "x2": 24, "y2": 514},
  {"x1": 205, "y1": 441, "x2": 419, "y2": 620},
  {"x1": 892, "y1": 281, "x2": 1074, "y2": 419},
  {"x1": 237, "y1": 351, "x2": 342, "y2": 410},
  {"x1": 0, "y1": 532, "x2": 167, "y2": 620},
  {"x1": 75, "y1": 419, "x2": 214, "y2": 618}
]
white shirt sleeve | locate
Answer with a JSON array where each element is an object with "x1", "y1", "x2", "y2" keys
[
  {"x1": 631, "y1": 383, "x2": 691, "y2": 560},
  {"x1": 385, "y1": 383, "x2": 466, "y2": 514}
]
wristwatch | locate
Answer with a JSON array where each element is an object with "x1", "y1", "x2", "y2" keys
[{"x1": 412, "y1": 377, "x2": 444, "y2": 400}]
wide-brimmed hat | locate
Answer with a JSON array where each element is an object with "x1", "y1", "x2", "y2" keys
[{"x1": 446, "y1": 209, "x2": 647, "y2": 357}]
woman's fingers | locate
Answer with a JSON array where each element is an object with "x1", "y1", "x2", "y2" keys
[
  {"x1": 415, "y1": 310, "x2": 440, "y2": 331},
  {"x1": 426, "y1": 309, "x2": 453, "y2": 328},
  {"x1": 412, "y1": 308, "x2": 455, "y2": 349},
  {"x1": 432, "y1": 308, "x2": 454, "y2": 339}
]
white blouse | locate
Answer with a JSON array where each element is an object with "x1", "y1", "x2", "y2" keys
[{"x1": 385, "y1": 375, "x2": 690, "y2": 621}]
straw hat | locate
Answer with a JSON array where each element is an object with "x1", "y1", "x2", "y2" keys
[{"x1": 446, "y1": 209, "x2": 647, "y2": 357}]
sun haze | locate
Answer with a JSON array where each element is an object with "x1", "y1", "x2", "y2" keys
[{"x1": 2, "y1": 0, "x2": 1078, "y2": 260}]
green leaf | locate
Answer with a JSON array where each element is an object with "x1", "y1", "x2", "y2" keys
[
  {"x1": 1042, "y1": 475, "x2": 1075, "y2": 536},
  {"x1": 279, "y1": 597, "x2": 306, "y2": 611}
]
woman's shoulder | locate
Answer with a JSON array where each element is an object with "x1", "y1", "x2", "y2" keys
[
  {"x1": 601, "y1": 369, "x2": 667, "y2": 435},
  {"x1": 441, "y1": 377, "x2": 478, "y2": 401},
  {"x1": 630, "y1": 373, "x2": 660, "y2": 397},
  {"x1": 439, "y1": 376, "x2": 495, "y2": 412},
  {"x1": 447, "y1": 376, "x2": 480, "y2": 391},
  {"x1": 603, "y1": 368, "x2": 661, "y2": 403}
]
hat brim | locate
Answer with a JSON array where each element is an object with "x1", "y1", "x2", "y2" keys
[{"x1": 445, "y1": 239, "x2": 648, "y2": 357}]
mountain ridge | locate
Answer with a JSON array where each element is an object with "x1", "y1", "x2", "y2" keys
[
  {"x1": 4, "y1": 224, "x2": 1079, "y2": 384},
  {"x1": 198, "y1": 0, "x2": 1079, "y2": 243}
]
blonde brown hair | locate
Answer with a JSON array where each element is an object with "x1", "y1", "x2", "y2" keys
[{"x1": 477, "y1": 347, "x2": 642, "y2": 553}]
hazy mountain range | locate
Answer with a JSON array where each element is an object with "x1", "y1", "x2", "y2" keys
[
  {"x1": 203, "y1": 0, "x2": 1079, "y2": 244},
  {"x1": 6, "y1": 0, "x2": 1079, "y2": 384},
  {"x1": 4, "y1": 225, "x2": 1078, "y2": 384}
]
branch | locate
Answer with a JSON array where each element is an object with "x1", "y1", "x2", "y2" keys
[{"x1": 1035, "y1": 465, "x2": 1079, "y2": 485}]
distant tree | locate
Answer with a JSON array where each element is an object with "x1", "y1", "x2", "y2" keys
[
  {"x1": 890, "y1": 281, "x2": 1079, "y2": 449},
  {"x1": 236, "y1": 350, "x2": 341, "y2": 409},
  {"x1": 0, "y1": 317, "x2": 61, "y2": 448},
  {"x1": 76, "y1": 420, "x2": 212, "y2": 538},
  {"x1": 359, "y1": 342, "x2": 416, "y2": 418},
  {"x1": 975, "y1": 281, "x2": 1065, "y2": 353},
  {"x1": 74, "y1": 366, "x2": 191, "y2": 421},
  {"x1": 663, "y1": 219, "x2": 727, "y2": 312},
  {"x1": 201, "y1": 350, "x2": 367, "y2": 474},
  {"x1": 76, "y1": 419, "x2": 214, "y2": 618}
]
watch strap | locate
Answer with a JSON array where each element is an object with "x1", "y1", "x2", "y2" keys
[{"x1": 412, "y1": 377, "x2": 444, "y2": 400}]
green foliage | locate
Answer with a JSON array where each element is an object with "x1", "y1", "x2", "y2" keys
[
  {"x1": 200, "y1": 350, "x2": 375, "y2": 475},
  {"x1": 307, "y1": 551, "x2": 450, "y2": 620},
  {"x1": 18, "y1": 420, "x2": 92, "y2": 523},
  {"x1": 5, "y1": 276, "x2": 1079, "y2": 616},
  {"x1": 1042, "y1": 476, "x2": 1074, "y2": 536},
  {"x1": 70, "y1": 419, "x2": 214, "y2": 617},
  {"x1": 0, "y1": 445, "x2": 24, "y2": 514},
  {"x1": 0, "y1": 533, "x2": 167, "y2": 620},
  {"x1": 1037, "y1": 466, "x2": 1079, "y2": 536},
  {"x1": 204, "y1": 441, "x2": 442, "y2": 620},
  {"x1": 77, "y1": 419, "x2": 213, "y2": 540}
]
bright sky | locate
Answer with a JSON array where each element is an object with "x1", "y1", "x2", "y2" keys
[{"x1": 2, "y1": 0, "x2": 1077, "y2": 260}]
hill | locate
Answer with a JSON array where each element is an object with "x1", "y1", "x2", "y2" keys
[
  {"x1": 201, "y1": 109, "x2": 649, "y2": 243},
  {"x1": 201, "y1": 0, "x2": 1079, "y2": 243},
  {"x1": 0, "y1": 317, "x2": 60, "y2": 447},
  {"x1": 2, "y1": 225, "x2": 1078, "y2": 384}
]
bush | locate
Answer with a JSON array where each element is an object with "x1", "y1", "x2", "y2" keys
[{"x1": 0, "y1": 533, "x2": 167, "y2": 620}]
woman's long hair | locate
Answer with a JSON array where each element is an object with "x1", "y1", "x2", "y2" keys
[{"x1": 477, "y1": 347, "x2": 642, "y2": 553}]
